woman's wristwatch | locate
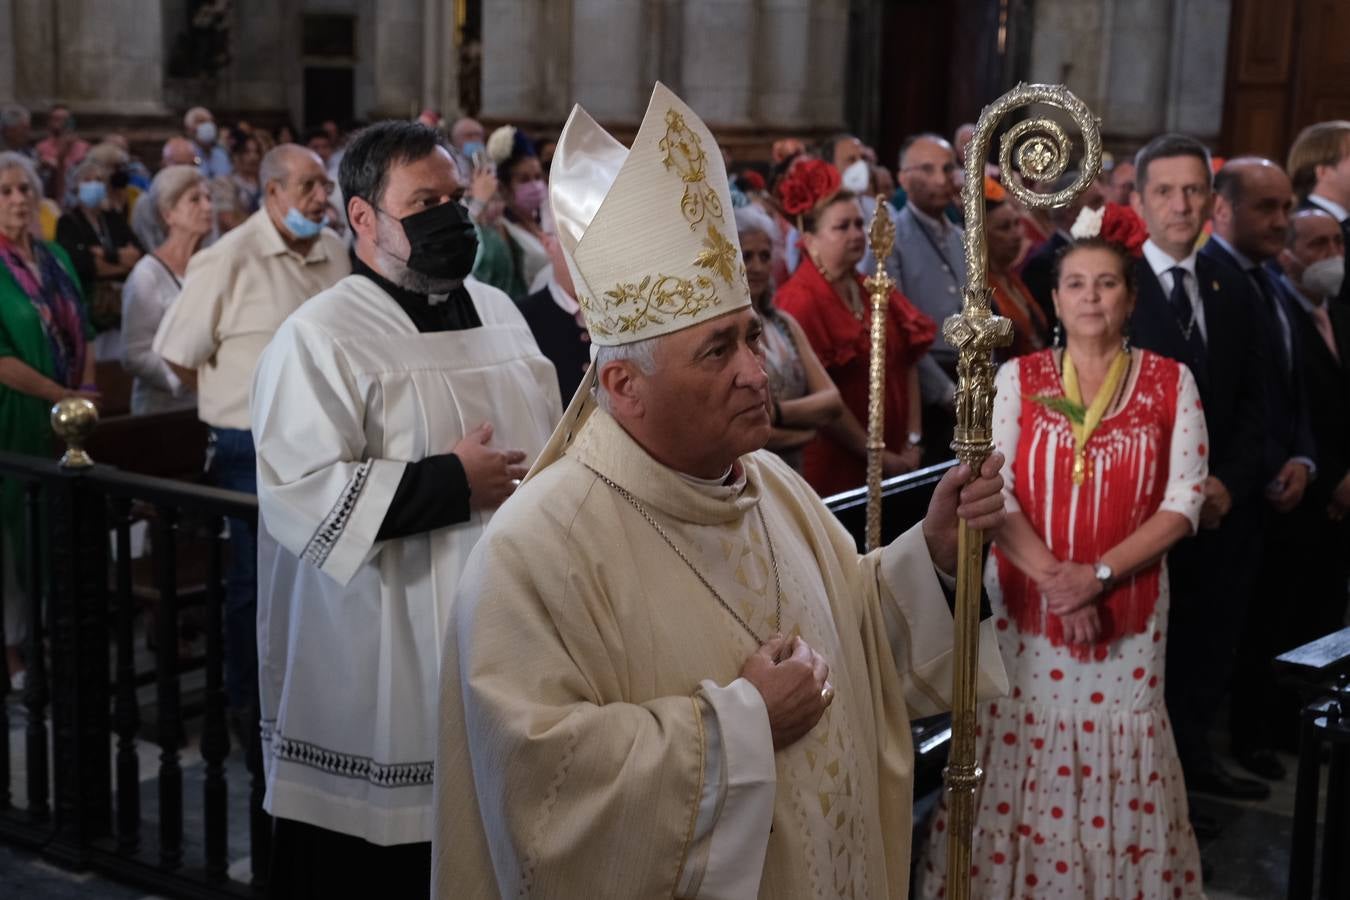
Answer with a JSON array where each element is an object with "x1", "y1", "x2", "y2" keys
[
  {"x1": 906, "y1": 431, "x2": 923, "y2": 449},
  {"x1": 1093, "y1": 561, "x2": 1114, "y2": 593}
]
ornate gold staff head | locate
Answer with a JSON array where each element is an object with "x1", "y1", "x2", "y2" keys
[{"x1": 945, "y1": 83, "x2": 1103, "y2": 465}]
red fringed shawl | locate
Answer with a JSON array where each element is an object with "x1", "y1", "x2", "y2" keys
[{"x1": 994, "y1": 350, "x2": 1186, "y2": 660}]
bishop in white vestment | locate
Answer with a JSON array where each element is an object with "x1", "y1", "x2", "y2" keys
[
  {"x1": 432, "y1": 84, "x2": 1008, "y2": 899},
  {"x1": 252, "y1": 122, "x2": 559, "y2": 896}
]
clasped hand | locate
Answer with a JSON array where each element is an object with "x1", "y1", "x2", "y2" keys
[
  {"x1": 740, "y1": 635, "x2": 832, "y2": 751},
  {"x1": 1039, "y1": 561, "x2": 1103, "y2": 645},
  {"x1": 453, "y1": 422, "x2": 527, "y2": 510}
]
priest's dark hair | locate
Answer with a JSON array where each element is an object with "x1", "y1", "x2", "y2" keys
[
  {"x1": 1133, "y1": 133, "x2": 1213, "y2": 194},
  {"x1": 339, "y1": 120, "x2": 448, "y2": 209}
]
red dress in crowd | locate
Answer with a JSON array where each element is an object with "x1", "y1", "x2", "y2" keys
[
  {"x1": 919, "y1": 349, "x2": 1209, "y2": 899},
  {"x1": 774, "y1": 259, "x2": 935, "y2": 497}
]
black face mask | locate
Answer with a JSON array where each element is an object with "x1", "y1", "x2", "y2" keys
[{"x1": 390, "y1": 200, "x2": 478, "y2": 280}]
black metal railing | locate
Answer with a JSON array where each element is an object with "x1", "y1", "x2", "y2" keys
[
  {"x1": 0, "y1": 451, "x2": 264, "y2": 899},
  {"x1": 0, "y1": 445, "x2": 953, "y2": 898}
]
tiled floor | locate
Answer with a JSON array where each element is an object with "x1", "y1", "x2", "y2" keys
[{"x1": 1, "y1": 713, "x2": 1325, "y2": 899}]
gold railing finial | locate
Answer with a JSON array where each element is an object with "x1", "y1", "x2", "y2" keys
[{"x1": 51, "y1": 397, "x2": 98, "y2": 469}]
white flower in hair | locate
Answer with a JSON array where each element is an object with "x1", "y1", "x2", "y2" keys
[
  {"x1": 1070, "y1": 205, "x2": 1105, "y2": 240},
  {"x1": 486, "y1": 125, "x2": 517, "y2": 165}
]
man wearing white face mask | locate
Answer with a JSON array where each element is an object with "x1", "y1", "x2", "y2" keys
[
  {"x1": 185, "y1": 106, "x2": 233, "y2": 179},
  {"x1": 154, "y1": 143, "x2": 348, "y2": 757},
  {"x1": 830, "y1": 133, "x2": 903, "y2": 284},
  {"x1": 1269, "y1": 207, "x2": 1350, "y2": 742}
]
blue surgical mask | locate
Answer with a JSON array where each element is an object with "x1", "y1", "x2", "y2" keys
[
  {"x1": 195, "y1": 121, "x2": 218, "y2": 146},
  {"x1": 461, "y1": 140, "x2": 484, "y2": 160},
  {"x1": 77, "y1": 180, "x2": 106, "y2": 209},
  {"x1": 283, "y1": 206, "x2": 327, "y2": 239}
]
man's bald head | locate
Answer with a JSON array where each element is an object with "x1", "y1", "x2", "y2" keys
[
  {"x1": 260, "y1": 143, "x2": 324, "y2": 190},
  {"x1": 898, "y1": 134, "x2": 958, "y2": 216},
  {"x1": 162, "y1": 137, "x2": 197, "y2": 168},
  {"x1": 1212, "y1": 156, "x2": 1294, "y2": 262},
  {"x1": 449, "y1": 117, "x2": 485, "y2": 151}
]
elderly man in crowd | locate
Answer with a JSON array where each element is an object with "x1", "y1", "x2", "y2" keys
[
  {"x1": 154, "y1": 143, "x2": 348, "y2": 746},
  {"x1": 1289, "y1": 120, "x2": 1350, "y2": 308},
  {"x1": 433, "y1": 82, "x2": 1007, "y2": 900},
  {"x1": 184, "y1": 106, "x2": 232, "y2": 179},
  {"x1": 252, "y1": 120, "x2": 558, "y2": 899},
  {"x1": 894, "y1": 132, "x2": 964, "y2": 458},
  {"x1": 1279, "y1": 208, "x2": 1350, "y2": 638},
  {"x1": 447, "y1": 115, "x2": 486, "y2": 176},
  {"x1": 35, "y1": 104, "x2": 89, "y2": 201}
]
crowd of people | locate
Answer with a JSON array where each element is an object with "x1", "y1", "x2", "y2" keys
[{"x1": 0, "y1": 89, "x2": 1347, "y2": 898}]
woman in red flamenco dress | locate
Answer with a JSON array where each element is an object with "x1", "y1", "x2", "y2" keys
[
  {"x1": 773, "y1": 159, "x2": 936, "y2": 497},
  {"x1": 918, "y1": 223, "x2": 1208, "y2": 898}
]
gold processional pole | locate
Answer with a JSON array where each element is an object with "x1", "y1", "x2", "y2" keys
[
  {"x1": 940, "y1": 83, "x2": 1102, "y2": 900},
  {"x1": 864, "y1": 207, "x2": 896, "y2": 552}
]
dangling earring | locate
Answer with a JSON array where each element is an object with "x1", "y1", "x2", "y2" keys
[
  {"x1": 1122, "y1": 327, "x2": 1132, "y2": 353},
  {"x1": 1053, "y1": 321, "x2": 1063, "y2": 347}
]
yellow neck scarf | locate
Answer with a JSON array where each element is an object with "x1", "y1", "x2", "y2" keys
[{"x1": 1061, "y1": 349, "x2": 1130, "y2": 485}]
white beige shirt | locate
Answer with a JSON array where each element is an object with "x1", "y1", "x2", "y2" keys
[{"x1": 153, "y1": 208, "x2": 350, "y2": 430}]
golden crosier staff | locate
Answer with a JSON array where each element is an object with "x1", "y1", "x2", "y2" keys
[
  {"x1": 941, "y1": 83, "x2": 1102, "y2": 900},
  {"x1": 863, "y1": 207, "x2": 896, "y2": 552}
]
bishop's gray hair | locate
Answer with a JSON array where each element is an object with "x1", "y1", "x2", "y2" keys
[{"x1": 593, "y1": 337, "x2": 661, "y2": 414}]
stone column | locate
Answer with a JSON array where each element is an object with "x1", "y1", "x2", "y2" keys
[
  {"x1": 371, "y1": 0, "x2": 425, "y2": 119},
  {"x1": 482, "y1": 0, "x2": 549, "y2": 121},
  {"x1": 1165, "y1": 0, "x2": 1231, "y2": 141},
  {"x1": 421, "y1": 0, "x2": 461, "y2": 120},
  {"x1": 570, "y1": 0, "x2": 646, "y2": 123},
  {"x1": 0, "y1": 0, "x2": 17, "y2": 105},
  {"x1": 753, "y1": 0, "x2": 848, "y2": 131},
  {"x1": 49, "y1": 0, "x2": 167, "y2": 115},
  {"x1": 678, "y1": 0, "x2": 757, "y2": 127}
]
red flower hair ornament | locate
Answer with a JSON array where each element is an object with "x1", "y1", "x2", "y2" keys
[
  {"x1": 775, "y1": 159, "x2": 842, "y2": 218},
  {"x1": 1069, "y1": 202, "x2": 1148, "y2": 257}
]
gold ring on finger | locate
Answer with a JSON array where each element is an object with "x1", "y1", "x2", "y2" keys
[{"x1": 821, "y1": 685, "x2": 835, "y2": 705}]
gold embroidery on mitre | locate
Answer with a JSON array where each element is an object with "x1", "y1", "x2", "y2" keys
[
  {"x1": 660, "y1": 109, "x2": 723, "y2": 230},
  {"x1": 695, "y1": 223, "x2": 740, "y2": 285},
  {"x1": 582, "y1": 273, "x2": 721, "y2": 338}
]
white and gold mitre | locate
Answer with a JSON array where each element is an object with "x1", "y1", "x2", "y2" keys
[{"x1": 550, "y1": 81, "x2": 750, "y2": 346}]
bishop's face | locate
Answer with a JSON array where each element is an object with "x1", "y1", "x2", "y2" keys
[{"x1": 624, "y1": 308, "x2": 773, "y2": 478}]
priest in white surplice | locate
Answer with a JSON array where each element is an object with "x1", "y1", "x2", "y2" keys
[
  {"x1": 251, "y1": 121, "x2": 560, "y2": 897},
  {"x1": 432, "y1": 84, "x2": 1009, "y2": 899}
]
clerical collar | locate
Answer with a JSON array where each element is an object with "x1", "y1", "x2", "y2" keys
[
  {"x1": 352, "y1": 254, "x2": 482, "y2": 334},
  {"x1": 353, "y1": 253, "x2": 444, "y2": 307},
  {"x1": 676, "y1": 461, "x2": 747, "y2": 497}
]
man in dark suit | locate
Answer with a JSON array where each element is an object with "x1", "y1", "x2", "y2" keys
[
  {"x1": 1288, "y1": 121, "x2": 1350, "y2": 308},
  {"x1": 1127, "y1": 134, "x2": 1272, "y2": 806},
  {"x1": 515, "y1": 235, "x2": 591, "y2": 403},
  {"x1": 1202, "y1": 158, "x2": 1315, "y2": 783},
  {"x1": 1276, "y1": 207, "x2": 1350, "y2": 674}
]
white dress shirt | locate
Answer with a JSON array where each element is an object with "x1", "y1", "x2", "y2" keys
[
  {"x1": 1142, "y1": 238, "x2": 1207, "y2": 343},
  {"x1": 1308, "y1": 193, "x2": 1349, "y2": 223}
]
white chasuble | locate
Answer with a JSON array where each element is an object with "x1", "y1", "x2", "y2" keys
[
  {"x1": 433, "y1": 409, "x2": 1007, "y2": 898},
  {"x1": 252, "y1": 274, "x2": 560, "y2": 845}
]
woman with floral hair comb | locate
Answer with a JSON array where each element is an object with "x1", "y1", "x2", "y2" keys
[
  {"x1": 774, "y1": 158, "x2": 935, "y2": 496},
  {"x1": 919, "y1": 204, "x2": 1208, "y2": 898}
]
